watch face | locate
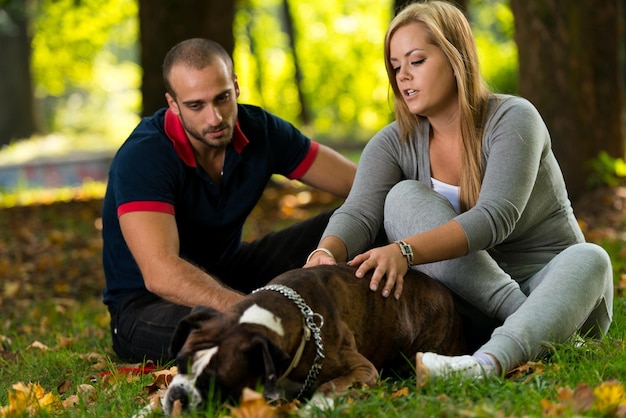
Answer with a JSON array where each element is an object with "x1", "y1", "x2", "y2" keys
[{"x1": 396, "y1": 241, "x2": 413, "y2": 266}]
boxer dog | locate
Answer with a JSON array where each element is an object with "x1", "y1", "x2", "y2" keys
[{"x1": 163, "y1": 264, "x2": 465, "y2": 414}]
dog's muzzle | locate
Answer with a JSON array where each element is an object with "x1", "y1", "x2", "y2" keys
[{"x1": 162, "y1": 374, "x2": 203, "y2": 415}]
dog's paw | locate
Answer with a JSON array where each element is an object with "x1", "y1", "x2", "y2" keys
[{"x1": 300, "y1": 392, "x2": 335, "y2": 415}]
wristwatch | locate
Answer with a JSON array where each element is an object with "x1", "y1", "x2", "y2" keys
[{"x1": 395, "y1": 240, "x2": 414, "y2": 267}]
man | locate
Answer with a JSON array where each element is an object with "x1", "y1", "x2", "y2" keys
[{"x1": 102, "y1": 38, "x2": 357, "y2": 363}]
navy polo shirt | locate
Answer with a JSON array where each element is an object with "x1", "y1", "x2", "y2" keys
[{"x1": 102, "y1": 104, "x2": 319, "y2": 305}]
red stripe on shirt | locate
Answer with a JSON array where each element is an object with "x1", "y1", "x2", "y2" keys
[
  {"x1": 288, "y1": 141, "x2": 319, "y2": 179},
  {"x1": 118, "y1": 201, "x2": 175, "y2": 217},
  {"x1": 232, "y1": 121, "x2": 249, "y2": 153},
  {"x1": 164, "y1": 109, "x2": 197, "y2": 167}
]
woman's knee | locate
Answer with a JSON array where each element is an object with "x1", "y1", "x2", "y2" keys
[
  {"x1": 384, "y1": 180, "x2": 451, "y2": 239},
  {"x1": 560, "y1": 243, "x2": 614, "y2": 316},
  {"x1": 565, "y1": 243, "x2": 612, "y2": 281},
  {"x1": 572, "y1": 243, "x2": 614, "y2": 336},
  {"x1": 384, "y1": 180, "x2": 427, "y2": 210},
  {"x1": 384, "y1": 180, "x2": 454, "y2": 221}
]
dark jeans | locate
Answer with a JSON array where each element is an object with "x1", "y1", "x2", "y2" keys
[{"x1": 109, "y1": 209, "x2": 343, "y2": 363}]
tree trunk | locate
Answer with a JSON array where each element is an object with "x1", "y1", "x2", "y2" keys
[
  {"x1": 138, "y1": 0, "x2": 236, "y2": 116},
  {"x1": 0, "y1": 4, "x2": 36, "y2": 146},
  {"x1": 280, "y1": 0, "x2": 311, "y2": 126},
  {"x1": 511, "y1": 0, "x2": 625, "y2": 198}
]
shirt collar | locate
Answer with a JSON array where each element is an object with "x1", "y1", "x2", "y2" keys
[{"x1": 163, "y1": 108, "x2": 249, "y2": 167}]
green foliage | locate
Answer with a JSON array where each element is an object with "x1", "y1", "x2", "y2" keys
[
  {"x1": 232, "y1": 0, "x2": 519, "y2": 143},
  {"x1": 469, "y1": 0, "x2": 519, "y2": 94},
  {"x1": 587, "y1": 151, "x2": 626, "y2": 188},
  {"x1": 234, "y1": 0, "x2": 393, "y2": 142},
  {"x1": 31, "y1": 0, "x2": 137, "y2": 95},
  {"x1": 29, "y1": 0, "x2": 141, "y2": 136},
  {"x1": 8, "y1": 0, "x2": 520, "y2": 152}
]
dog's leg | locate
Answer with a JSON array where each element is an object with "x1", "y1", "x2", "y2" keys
[
  {"x1": 316, "y1": 321, "x2": 380, "y2": 396},
  {"x1": 317, "y1": 351, "x2": 379, "y2": 396},
  {"x1": 306, "y1": 337, "x2": 378, "y2": 413}
]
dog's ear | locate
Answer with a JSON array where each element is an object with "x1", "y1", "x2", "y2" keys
[
  {"x1": 246, "y1": 335, "x2": 290, "y2": 400},
  {"x1": 169, "y1": 306, "x2": 221, "y2": 358}
]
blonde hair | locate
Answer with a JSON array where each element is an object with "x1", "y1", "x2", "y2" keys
[{"x1": 384, "y1": 0, "x2": 491, "y2": 211}]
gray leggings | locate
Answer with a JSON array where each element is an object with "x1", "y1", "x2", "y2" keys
[{"x1": 384, "y1": 180, "x2": 613, "y2": 372}]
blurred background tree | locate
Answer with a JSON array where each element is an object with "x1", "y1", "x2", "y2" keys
[
  {"x1": 0, "y1": 1, "x2": 35, "y2": 143},
  {"x1": 0, "y1": 0, "x2": 623, "y2": 198},
  {"x1": 511, "y1": 0, "x2": 624, "y2": 197},
  {"x1": 139, "y1": 0, "x2": 236, "y2": 116}
]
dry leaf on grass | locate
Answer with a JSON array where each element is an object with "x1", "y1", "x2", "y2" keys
[
  {"x1": 25, "y1": 340, "x2": 49, "y2": 351},
  {"x1": 226, "y1": 388, "x2": 295, "y2": 418},
  {"x1": 145, "y1": 366, "x2": 178, "y2": 394},
  {"x1": 0, "y1": 382, "x2": 61, "y2": 417},
  {"x1": 505, "y1": 360, "x2": 547, "y2": 380},
  {"x1": 57, "y1": 379, "x2": 72, "y2": 395},
  {"x1": 541, "y1": 381, "x2": 626, "y2": 417},
  {"x1": 391, "y1": 386, "x2": 410, "y2": 399}
]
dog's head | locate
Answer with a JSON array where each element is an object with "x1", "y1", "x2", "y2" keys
[{"x1": 162, "y1": 306, "x2": 291, "y2": 415}]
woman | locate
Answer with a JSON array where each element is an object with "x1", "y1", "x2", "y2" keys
[{"x1": 305, "y1": 0, "x2": 613, "y2": 383}]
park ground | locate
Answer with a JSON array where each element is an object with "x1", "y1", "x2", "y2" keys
[{"x1": 1, "y1": 179, "x2": 626, "y2": 416}]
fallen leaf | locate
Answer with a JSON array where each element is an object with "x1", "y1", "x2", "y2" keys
[
  {"x1": 571, "y1": 383, "x2": 595, "y2": 413},
  {"x1": 226, "y1": 388, "x2": 292, "y2": 418},
  {"x1": 593, "y1": 380, "x2": 626, "y2": 413},
  {"x1": 81, "y1": 351, "x2": 109, "y2": 371},
  {"x1": 77, "y1": 384, "x2": 97, "y2": 403},
  {"x1": 145, "y1": 366, "x2": 177, "y2": 394},
  {"x1": 505, "y1": 360, "x2": 546, "y2": 380},
  {"x1": 26, "y1": 340, "x2": 49, "y2": 351},
  {"x1": 3, "y1": 282, "x2": 20, "y2": 298},
  {"x1": 62, "y1": 394, "x2": 80, "y2": 409},
  {"x1": 540, "y1": 398, "x2": 567, "y2": 417},
  {"x1": 0, "y1": 335, "x2": 12, "y2": 351},
  {"x1": 556, "y1": 386, "x2": 573, "y2": 402},
  {"x1": 57, "y1": 379, "x2": 72, "y2": 395},
  {"x1": 617, "y1": 274, "x2": 626, "y2": 297},
  {"x1": 391, "y1": 386, "x2": 409, "y2": 399},
  {"x1": 0, "y1": 382, "x2": 61, "y2": 417}
]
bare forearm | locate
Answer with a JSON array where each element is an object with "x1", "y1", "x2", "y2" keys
[
  {"x1": 404, "y1": 220, "x2": 468, "y2": 265},
  {"x1": 143, "y1": 257, "x2": 244, "y2": 310}
]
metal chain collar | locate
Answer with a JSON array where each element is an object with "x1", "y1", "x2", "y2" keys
[{"x1": 252, "y1": 283, "x2": 325, "y2": 399}]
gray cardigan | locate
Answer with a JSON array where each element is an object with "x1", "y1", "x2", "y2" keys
[{"x1": 322, "y1": 94, "x2": 585, "y2": 264}]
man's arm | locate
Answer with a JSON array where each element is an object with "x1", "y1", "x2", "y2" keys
[
  {"x1": 119, "y1": 211, "x2": 244, "y2": 310},
  {"x1": 299, "y1": 144, "x2": 356, "y2": 198}
]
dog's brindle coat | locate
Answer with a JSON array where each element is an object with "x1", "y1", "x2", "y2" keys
[{"x1": 164, "y1": 264, "x2": 465, "y2": 412}]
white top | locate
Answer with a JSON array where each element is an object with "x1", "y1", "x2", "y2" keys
[{"x1": 431, "y1": 177, "x2": 460, "y2": 214}]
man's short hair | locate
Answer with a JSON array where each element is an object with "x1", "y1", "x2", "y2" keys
[{"x1": 162, "y1": 38, "x2": 234, "y2": 96}]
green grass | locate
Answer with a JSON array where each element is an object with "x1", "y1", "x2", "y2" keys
[
  {"x1": 3, "y1": 314, "x2": 626, "y2": 417},
  {"x1": 1, "y1": 198, "x2": 625, "y2": 417}
]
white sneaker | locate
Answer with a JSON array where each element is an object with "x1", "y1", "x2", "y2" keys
[{"x1": 415, "y1": 352, "x2": 497, "y2": 387}]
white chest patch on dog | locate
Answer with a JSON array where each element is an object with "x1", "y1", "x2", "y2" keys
[{"x1": 239, "y1": 303, "x2": 284, "y2": 336}]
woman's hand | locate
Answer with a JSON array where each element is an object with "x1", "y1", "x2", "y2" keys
[
  {"x1": 304, "y1": 247, "x2": 337, "y2": 267},
  {"x1": 348, "y1": 243, "x2": 409, "y2": 299}
]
